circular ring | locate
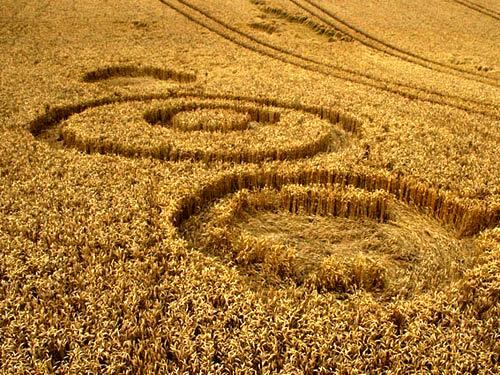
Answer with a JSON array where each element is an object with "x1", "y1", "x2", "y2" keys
[{"x1": 60, "y1": 97, "x2": 346, "y2": 163}]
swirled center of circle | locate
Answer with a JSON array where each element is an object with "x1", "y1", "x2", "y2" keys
[{"x1": 182, "y1": 185, "x2": 476, "y2": 298}]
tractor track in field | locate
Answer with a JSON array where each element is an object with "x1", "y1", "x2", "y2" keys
[
  {"x1": 158, "y1": 0, "x2": 499, "y2": 119},
  {"x1": 450, "y1": 0, "x2": 500, "y2": 21},
  {"x1": 291, "y1": 0, "x2": 498, "y2": 87}
]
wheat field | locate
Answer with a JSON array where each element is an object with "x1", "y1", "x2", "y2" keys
[{"x1": 0, "y1": 0, "x2": 499, "y2": 373}]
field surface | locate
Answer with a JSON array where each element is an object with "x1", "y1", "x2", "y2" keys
[{"x1": 0, "y1": 0, "x2": 499, "y2": 373}]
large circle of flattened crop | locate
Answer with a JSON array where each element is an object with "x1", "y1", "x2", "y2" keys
[
  {"x1": 181, "y1": 183, "x2": 477, "y2": 298},
  {"x1": 60, "y1": 98, "x2": 337, "y2": 163}
]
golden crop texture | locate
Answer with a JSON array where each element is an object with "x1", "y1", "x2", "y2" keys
[{"x1": 0, "y1": 0, "x2": 498, "y2": 373}]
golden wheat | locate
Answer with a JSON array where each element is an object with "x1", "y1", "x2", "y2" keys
[
  {"x1": 82, "y1": 64, "x2": 197, "y2": 83},
  {"x1": 170, "y1": 162, "x2": 498, "y2": 237},
  {"x1": 1, "y1": 0, "x2": 499, "y2": 373},
  {"x1": 170, "y1": 108, "x2": 252, "y2": 132},
  {"x1": 181, "y1": 184, "x2": 391, "y2": 287},
  {"x1": 250, "y1": 0, "x2": 353, "y2": 42},
  {"x1": 180, "y1": 180, "x2": 484, "y2": 300},
  {"x1": 60, "y1": 97, "x2": 339, "y2": 163}
]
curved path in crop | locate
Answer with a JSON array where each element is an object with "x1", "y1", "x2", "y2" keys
[{"x1": 82, "y1": 64, "x2": 197, "y2": 83}]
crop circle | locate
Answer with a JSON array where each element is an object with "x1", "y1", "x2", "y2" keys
[
  {"x1": 59, "y1": 97, "x2": 342, "y2": 163},
  {"x1": 181, "y1": 183, "x2": 477, "y2": 298}
]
